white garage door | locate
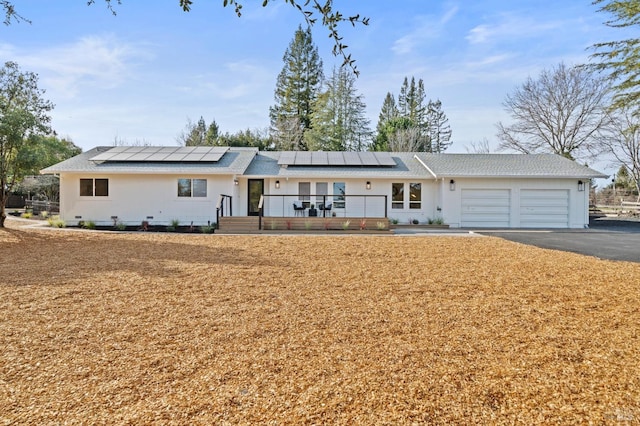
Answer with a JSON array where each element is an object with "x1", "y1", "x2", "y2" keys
[
  {"x1": 461, "y1": 189, "x2": 511, "y2": 228},
  {"x1": 520, "y1": 189, "x2": 569, "y2": 228}
]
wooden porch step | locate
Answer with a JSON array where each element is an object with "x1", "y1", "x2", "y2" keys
[{"x1": 217, "y1": 216, "x2": 260, "y2": 233}]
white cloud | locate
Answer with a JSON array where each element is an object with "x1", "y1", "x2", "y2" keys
[
  {"x1": 466, "y1": 13, "x2": 561, "y2": 45},
  {"x1": 16, "y1": 35, "x2": 149, "y2": 98},
  {"x1": 391, "y1": 5, "x2": 459, "y2": 55}
]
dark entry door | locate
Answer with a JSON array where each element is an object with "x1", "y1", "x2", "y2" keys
[{"x1": 248, "y1": 179, "x2": 264, "y2": 216}]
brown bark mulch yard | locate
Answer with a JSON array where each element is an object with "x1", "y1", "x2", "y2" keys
[{"x1": 1, "y1": 221, "x2": 640, "y2": 424}]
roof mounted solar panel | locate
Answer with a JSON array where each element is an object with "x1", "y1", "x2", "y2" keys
[
  {"x1": 374, "y1": 151, "x2": 396, "y2": 166},
  {"x1": 90, "y1": 146, "x2": 230, "y2": 163},
  {"x1": 342, "y1": 151, "x2": 363, "y2": 166},
  {"x1": 327, "y1": 152, "x2": 345, "y2": 166},
  {"x1": 311, "y1": 151, "x2": 328, "y2": 165},
  {"x1": 358, "y1": 151, "x2": 379, "y2": 166},
  {"x1": 278, "y1": 151, "x2": 297, "y2": 166}
]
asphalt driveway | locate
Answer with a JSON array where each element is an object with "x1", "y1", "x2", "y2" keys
[{"x1": 479, "y1": 217, "x2": 640, "y2": 263}]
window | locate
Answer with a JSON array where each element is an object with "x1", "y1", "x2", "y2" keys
[
  {"x1": 299, "y1": 182, "x2": 311, "y2": 207},
  {"x1": 392, "y1": 183, "x2": 404, "y2": 209},
  {"x1": 333, "y1": 182, "x2": 345, "y2": 208},
  {"x1": 410, "y1": 183, "x2": 422, "y2": 209},
  {"x1": 178, "y1": 178, "x2": 207, "y2": 197},
  {"x1": 316, "y1": 182, "x2": 328, "y2": 206},
  {"x1": 80, "y1": 178, "x2": 109, "y2": 197}
]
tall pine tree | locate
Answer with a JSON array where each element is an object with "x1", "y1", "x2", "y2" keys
[
  {"x1": 426, "y1": 100, "x2": 452, "y2": 153},
  {"x1": 305, "y1": 67, "x2": 371, "y2": 151},
  {"x1": 374, "y1": 76, "x2": 452, "y2": 152},
  {"x1": 270, "y1": 25, "x2": 324, "y2": 150}
]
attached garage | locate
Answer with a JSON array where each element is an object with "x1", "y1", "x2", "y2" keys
[
  {"x1": 519, "y1": 189, "x2": 569, "y2": 228},
  {"x1": 461, "y1": 189, "x2": 511, "y2": 228}
]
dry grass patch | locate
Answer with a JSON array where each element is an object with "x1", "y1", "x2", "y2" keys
[{"x1": 1, "y1": 221, "x2": 640, "y2": 424}]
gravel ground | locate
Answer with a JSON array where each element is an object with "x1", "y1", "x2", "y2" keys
[{"x1": 1, "y1": 219, "x2": 640, "y2": 424}]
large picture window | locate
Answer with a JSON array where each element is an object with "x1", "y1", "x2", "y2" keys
[
  {"x1": 178, "y1": 178, "x2": 207, "y2": 197},
  {"x1": 392, "y1": 183, "x2": 404, "y2": 209},
  {"x1": 410, "y1": 183, "x2": 422, "y2": 209},
  {"x1": 80, "y1": 178, "x2": 109, "y2": 197}
]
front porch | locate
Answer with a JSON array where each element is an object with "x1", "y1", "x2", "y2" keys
[{"x1": 216, "y1": 193, "x2": 390, "y2": 233}]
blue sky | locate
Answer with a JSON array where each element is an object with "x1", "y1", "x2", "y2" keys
[{"x1": 0, "y1": 0, "x2": 630, "y2": 177}]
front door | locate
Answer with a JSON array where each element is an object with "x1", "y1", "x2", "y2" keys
[{"x1": 248, "y1": 179, "x2": 264, "y2": 216}]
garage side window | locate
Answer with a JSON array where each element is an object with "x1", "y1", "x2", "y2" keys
[
  {"x1": 410, "y1": 183, "x2": 421, "y2": 209},
  {"x1": 392, "y1": 183, "x2": 404, "y2": 209},
  {"x1": 80, "y1": 178, "x2": 109, "y2": 197},
  {"x1": 178, "y1": 179, "x2": 207, "y2": 197}
]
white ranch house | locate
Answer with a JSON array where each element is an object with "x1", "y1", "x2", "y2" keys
[{"x1": 42, "y1": 146, "x2": 606, "y2": 230}]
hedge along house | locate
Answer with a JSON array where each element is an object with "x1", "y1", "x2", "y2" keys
[{"x1": 41, "y1": 146, "x2": 606, "y2": 230}]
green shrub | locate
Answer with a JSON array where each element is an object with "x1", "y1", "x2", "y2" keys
[
  {"x1": 200, "y1": 225, "x2": 215, "y2": 234},
  {"x1": 114, "y1": 221, "x2": 127, "y2": 231},
  {"x1": 376, "y1": 221, "x2": 387, "y2": 230},
  {"x1": 170, "y1": 218, "x2": 180, "y2": 228},
  {"x1": 40, "y1": 211, "x2": 49, "y2": 219},
  {"x1": 21, "y1": 212, "x2": 32, "y2": 219},
  {"x1": 342, "y1": 220, "x2": 351, "y2": 230},
  {"x1": 83, "y1": 221, "x2": 96, "y2": 230},
  {"x1": 47, "y1": 215, "x2": 66, "y2": 228},
  {"x1": 390, "y1": 218, "x2": 399, "y2": 225},
  {"x1": 428, "y1": 217, "x2": 445, "y2": 225},
  {"x1": 304, "y1": 220, "x2": 312, "y2": 230}
]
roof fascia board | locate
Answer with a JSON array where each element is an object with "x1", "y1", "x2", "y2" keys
[{"x1": 413, "y1": 154, "x2": 437, "y2": 179}]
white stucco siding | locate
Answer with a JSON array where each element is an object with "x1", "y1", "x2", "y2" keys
[
  {"x1": 59, "y1": 173, "x2": 234, "y2": 226},
  {"x1": 440, "y1": 178, "x2": 590, "y2": 229}
]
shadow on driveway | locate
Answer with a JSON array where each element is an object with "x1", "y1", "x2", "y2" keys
[{"x1": 477, "y1": 217, "x2": 640, "y2": 263}]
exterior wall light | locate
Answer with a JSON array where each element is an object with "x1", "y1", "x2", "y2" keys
[
  {"x1": 449, "y1": 179, "x2": 455, "y2": 191},
  {"x1": 366, "y1": 181, "x2": 371, "y2": 190},
  {"x1": 234, "y1": 177, "x2": 239, "y2": 186},
  {"x1": 275, "y1": 180, "x2": 280, "y2": 189},
  {"x1": 578, "y1": 180, "x2": 584, "y2": 191}
]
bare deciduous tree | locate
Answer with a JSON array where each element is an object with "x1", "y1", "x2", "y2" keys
[
  {"x1": 599, "y1": 107, "x2": 640, "y2": 196},
  {"x1": 464, "y1": 138, "x2": 492, "y2": 154},
  {"x1": 387, "y1": 127, "x2": 425, "y2": 152},
  {"x1": 271, "y1": 116, "x2": 305, "y2": 151},
  {"x1": 496, "y1": 63, "x2": 611, "y2": 160}
]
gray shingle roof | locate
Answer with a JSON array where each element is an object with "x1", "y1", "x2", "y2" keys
[
  {"x1": 416, "y1": 153, "x2": 607, "y2": 179},
  {"x1": 41, "y1": 147, "x2": 607, "y2": 180}
]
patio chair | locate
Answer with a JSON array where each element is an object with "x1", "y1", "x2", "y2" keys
[
  {"x1": 293, "y1": 200, "x2": 306, "y2": 217},
  {"x1": 319, "y1": 202, "x2": 332, "y2": 217}
]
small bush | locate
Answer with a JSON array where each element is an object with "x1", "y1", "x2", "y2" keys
[
  {"x1": 40, "y1": 211, "x2": 49, "y2": 219},
  {"x1": 390, "y1": 218, "x2": 399, "y2": 225},
  {"x1": 428, "y1": 217, "x2": 445, "y2": 225},
  {"x1": 342, "y1": 220, "x2": 351, "y2": 230},
  {"x1": 200, "y1": 225, "x2": 215, "y2": 234},
  {"x1": 83, "y1": 221, "x2": 96, "y2": 230},
  {"x1": 170, "y1": 218, "x2": 180, "y2": 228},
  {"x1": 269, "y1": 220, "x2": 277, "y2": 230},
  {"x1": 359, "y1": 219, "x2": 367, "y2": 230},
  {"x1": 114, "y1": 221, "x2": 127, "y2": 231},
  {"x1": 21, "y1": 212, "x2": 32, "y2": 219},
  {"x1": 304, "y1": 220, "x2": 312, "y2": 230},
  {"x1": 376, "y1": 221, "x2": 387, "y2": 231},
  {"x1": 47, "y1": 215, "x2": 66, "y2": 228}
]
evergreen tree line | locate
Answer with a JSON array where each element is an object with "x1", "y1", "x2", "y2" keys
[{"x1": 180, "y1": 26, "x2": 452, "y2": 153}]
